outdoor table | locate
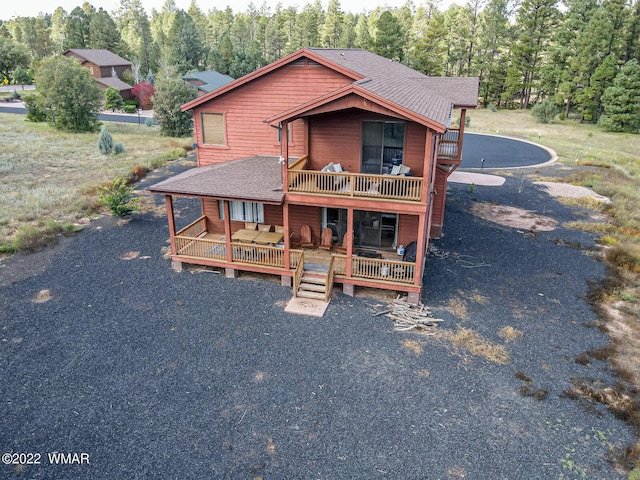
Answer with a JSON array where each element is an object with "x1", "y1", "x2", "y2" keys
[
  {"x1": 253, "y1": 231, "x2": 285, "y2": 245},
  {"x1": 232, "y1": 229, "x2": 261, "y2": 243}
]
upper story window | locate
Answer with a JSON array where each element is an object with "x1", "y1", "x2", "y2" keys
[{"x1": 201, "y1": 113, "x2": 225, "y2": 145}]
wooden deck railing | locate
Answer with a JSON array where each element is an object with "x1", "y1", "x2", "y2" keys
[
  {"x1": 176, "y1": 216, "x2": 207, "y2": 237},
  {"x1": 438, "y1": 128, "x2": 460, "y2": 161},
  {"x1": 293, "y1": 251, "x2": 305, "y2": 297},
  {"x1": 325, "y1": 255, "x2": 335, "y2": 301},
  {"x1": 287, "y1": 171, "x2": 422, "y2": 202},
  {"x1": 331, "y1": 254, "x2": 415, "y2": 284},
  {"x1": 333, "y1": 254, "x2": 347, "y2": 275},
  {"x1": 174, "y1": 233, "x2": 305, "y2": 271}
]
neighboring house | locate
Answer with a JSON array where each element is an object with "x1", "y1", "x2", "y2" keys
[
  {"x1": 182, "y1": 70, "x2": 235, "y2": 96},
  {"x1": 149, "y1": 48, "x2": 478, "y2": 304},
  {"x1": 63, "y1": 49, "x2": 133, "y2": 100}
]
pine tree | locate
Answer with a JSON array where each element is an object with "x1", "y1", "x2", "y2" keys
[
  {"x1": 598, "y1": 59, "x2": 640, "y2": 132},
  {"x1": 373, "y1": 11, "x2": 404, "y2": 61}
]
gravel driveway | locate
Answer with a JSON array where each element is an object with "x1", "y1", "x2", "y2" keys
[{"x1": 0, "y1": 161, "x2": 634, "y2": 479}]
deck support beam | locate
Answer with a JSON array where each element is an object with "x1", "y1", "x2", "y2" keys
[{"x1": 165, "y1": 195, "x2": 177, "y2": 256}]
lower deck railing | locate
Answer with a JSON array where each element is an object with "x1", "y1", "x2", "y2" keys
[{"x1": 332, "y1": 254, "x2": 415, "y2": 284}]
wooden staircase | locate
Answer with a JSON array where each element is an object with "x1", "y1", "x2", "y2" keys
[
  {"x1": 297, "y1": 270, "x2": 329, "y2": 300},
  {"x1": 293, "y1": 256, "x2": 335, "y2": 302}
]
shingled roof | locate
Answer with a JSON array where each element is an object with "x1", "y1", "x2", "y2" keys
[
  {"x1": 95, "y1": 77, "x2": 133, "y2": 91},
  {"x1": 64, "y1": 49, "x2": 132, "y2": 67},
  {"x1": 308, "y1": 49, "x2": 478, "y2": 126},
  {"x1": 148, "y1": 156, "x2": 285, "y2": 203},
  {"x1": 182, "y1": 70, "x2": 235, "y2": 93}
]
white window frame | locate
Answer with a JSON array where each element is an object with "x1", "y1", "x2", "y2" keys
[{"x1": 218, "y1": 201, "x2": 264, "y2": 223}]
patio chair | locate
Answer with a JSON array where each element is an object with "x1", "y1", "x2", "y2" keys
[
  {"x1": 258, "y1": 224, "x2": 272, "y2": 232},
  {"x1": 274, "y1": 225, "x2": 285, "y2": 233},
  {"x1": 300, "y1": 225, "x2": 314, "y2": 248},
  {"x1": 245, "y1": 222, "x2": 257, "y2": 230},
  {"x1": 335, "y1": 233, "x2": 348, "y2": 254},
  {"x1": 318, "y1": 227, "x2": 333, "y2": 252}
]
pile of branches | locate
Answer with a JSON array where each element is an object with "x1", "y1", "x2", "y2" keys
[{"x1": 373, "y1": 295, "x2": 443, "y2": 334}]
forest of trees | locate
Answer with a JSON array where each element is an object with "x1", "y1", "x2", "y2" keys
[{"x1": 2, "y1": 0, "x2": 640, "y2": 128}]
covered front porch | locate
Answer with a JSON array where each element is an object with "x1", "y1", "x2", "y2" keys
[{"x1": 170, "y1": 215, "x2": 420, "y2": 300}]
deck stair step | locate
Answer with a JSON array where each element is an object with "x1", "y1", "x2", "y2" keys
[
  {"x1": 299, "y1": 282, "x2": 326, "y2": 292},
  {"x1": 297, "y1": 290, "x2": 327, "y2": 300},
  {"x1": 301, "y1": 275, "x2": 327, "y2": 285}
]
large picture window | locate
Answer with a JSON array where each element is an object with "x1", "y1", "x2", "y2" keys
[
  {"x1": 201, "y1": 113, "x2": 225, "y2": 145},
  {"x1": 218, "y1": 201, "x2": 264, "y2": 223}
]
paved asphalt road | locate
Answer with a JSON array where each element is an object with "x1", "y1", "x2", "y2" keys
[
  {"x1": 0, "y1": 101, "x2": 154, "y2": 125},
  {"x1": 461, "y1": 133, "x2": 552, "y2": 169},
  {"x1": 0, "y1": 158, "x2": 634, "y2": 478}
]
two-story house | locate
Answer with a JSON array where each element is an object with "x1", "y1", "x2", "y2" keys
[
  {"x1": 63, "y1": 49, "x2": 134, "y2": 100},
  {"x1": 149, "y1": 48, "x2": 478, "y2": 304}
]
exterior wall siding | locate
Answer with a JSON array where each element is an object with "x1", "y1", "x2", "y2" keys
[
  {"x1": 287, "y1": 204, "x2": 322, "y2": 245},
  {"x1": 194, "y1": 64, "x2": 353, "y2": 166},
  {"x1": 307, "y1": 111, "x2": 429, "y2": 176}
]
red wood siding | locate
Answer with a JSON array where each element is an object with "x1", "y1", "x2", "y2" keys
[
  {"x1": 307, "y1": 111, "x2": 429, "y2": 176},
  {"x1": 287, "y1": 204, "x2": 322, "y2": 244},
  {"x1": 397, "y1": 214, "x2": 420, "y2": 248},
  {"x1": 431, "y1": 167, "x2": 448, "y2": 228},
  {"x1": 194, "y1": 63, "x2": 353, "y2": 166}
]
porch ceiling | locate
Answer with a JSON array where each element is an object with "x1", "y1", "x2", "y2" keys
[{"x1": 147, "y1": 155, "x2": 285, "y2": 203}]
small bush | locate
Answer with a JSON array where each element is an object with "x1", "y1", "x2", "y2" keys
[
  {"x1": 11, "y1": 89, "x2": 20, "y2": 100},
  {"x1": 23, "y1": 93, "x2": 47, "y2": 122},
  {"x1": 531, "y1": 99, "x2": 559, "y2": 123},
  {"x1": 104, "y1": 87, "x2": 124, "y2": 112},
  {"x1": 97, "y1": 126, "x2": 114, "y2": 155},
  {"x1": 113, "y1": 142, "x2": 126, "y2": 155},
  {"x1": 145, "y1": 117, "x2": 154, "y2": 127},
  {"x1": 487, "y1": 103, "x2": 497, "y2": 112},
  {"x1": 122, "y1": 104, "x2": 137, "y2": 114},
  {"x1": 99, "y1": 178, "x2": 140, "y2": 217}
]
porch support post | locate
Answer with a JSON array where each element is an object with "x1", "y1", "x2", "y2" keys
[
  {"x1": 165, "y1": 195, "x2": 177, "y2": 256},
  {"x1": 345, "y1": 207, "x2": 354, "y2": 278},
  {"x1": 458, "y1": 109, "x2": 466, "y2": 158},
  {"x1": 414, "y1": 212, "x2": 428, "y2": 294},
  {"x1": 281, "y1": 120, "x2": 289, "y2": 192},
  {"x1": 223, "y1": 200, "x2": 233, "y2": 263},
  {"x1": 283, "y1": 201, "x2": 290, "y2": 270},
  {"x1": 421, "y1": 130, "x2": 434, "y2": 204}
]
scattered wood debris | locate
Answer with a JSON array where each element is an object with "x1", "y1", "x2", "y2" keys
[{"x1": 373, "y1": 295, "x2": 443, "y2": 334}]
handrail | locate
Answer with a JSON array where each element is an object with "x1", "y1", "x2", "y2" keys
[
  {"x1": 332, "y1": 254, "x2": 347, "y2": 275},
  {"x1": 350, "y1": 256, "x2": 415, "y2": 284},
  {"x1": 176, "y1": 216, "x2": 206, "y2": 237},
  {"x1": 175, "y1": 235, "x2": 288, "y2": 267},
  {"x1": 293, "y1": 251, "x2": 305, "y2": 297},
  {"x1": 288, "y1": 155, "x2": 308, "y2": 170},
  {"x1": 325, "y1": 255, "x2": 335, "y2": 301},
  {"x1": 287, "y1": 171, "x2": 422, "y2": 202}
]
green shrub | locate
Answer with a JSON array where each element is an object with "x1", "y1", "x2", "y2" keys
[
  {"x1": 11, "y1": 221, "x2": 81, "y2": 253},
  {"x1": 97, "y1": 126, "x2": 113, "y2": 155},
  {"x1": 11, "y1": 89, "x2": 20, "y2": 100},
  {"x1": 104, "y1": 86, "x2": 124, "y2": 112},
  {"x1": 99, "y1": 178, "x2": 140, "y2": 217},
  {"x1": 531, "y1": 99, "x2": 559, "y2": 123},
  {"x1": 487, "y1": 103, "x2": 497, "y2": 112},
  {"x1": 23, "y1": 93, "x2": 47, "y2": 122},
  {"x1": 144, "y1": 117, "x2": 154, "y2": 127},
  {"x1": 114, "y1": 142, "x2": 126, "y2": 155},
  {"x1": 122, "y1": 104, "x2": 137, "y2": 114}
]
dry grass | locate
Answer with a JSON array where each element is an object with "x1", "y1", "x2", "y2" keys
[
  {"x1": 498, "y1": 326, "x2": 523, "y2": 341},
  {"x1": 446, "y1": 297, "x2": 469, "y2": 319},
  {"x1": 471, "y1": 108, "x2": 640, "y2": 471},
  {"x1": 0, "y1": 113, "x2": 193, "y2": 250},
  {"x1": 436, "y1": 327, "x2": 510, "y2": 364}
]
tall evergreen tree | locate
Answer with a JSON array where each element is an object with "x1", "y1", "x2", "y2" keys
[
  {"x1": 503, "y1": 0, "x2": 558, "y2": 108},
  {"x1": 168, "y1": 9, "x2": 204, "y2": 74},
  {"x1": 373, "y1": 10, "x2": 404, "y2": 61},
  {"x1": 114, "y1": 0, "x2": 154, "y2": 76},
  {"x1": 64, "y1": 6, "x2": 91, "y2": 48},
  {"x1": 323, "y1": 0, "x2": 344, "y2": 48},
  {"x1": 90, "y1": 8, "x2": 122, "y2": 54},
  {"x1": 599, "y1": 59, "x2": 640, "y2": 132}
]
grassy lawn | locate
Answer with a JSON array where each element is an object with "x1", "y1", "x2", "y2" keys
[
  {"x1": 468, "y1": 108, "x2": 640, "y2": 472},
  {"x1": 0, "y1": 113, "x2": 193, "y2": 252}
]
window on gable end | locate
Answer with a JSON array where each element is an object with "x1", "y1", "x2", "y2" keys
[{"x1": 201, "y1": 112, "x2": 225, "y2": 145}]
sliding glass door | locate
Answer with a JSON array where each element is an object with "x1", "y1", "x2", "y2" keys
[{"x1": 361, "y1": 121, "x2": 405, "y2": 174}]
